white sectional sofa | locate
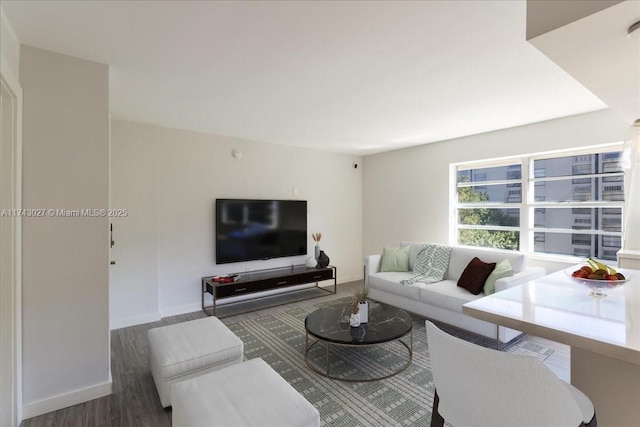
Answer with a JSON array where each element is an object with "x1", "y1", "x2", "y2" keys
[{"x1": 365, "y1": 242, "x2": 545, "y2": 344}]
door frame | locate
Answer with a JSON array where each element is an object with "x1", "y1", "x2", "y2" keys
[{"x1": 1, "y1": 57, "x2": 23, "y2": 426}]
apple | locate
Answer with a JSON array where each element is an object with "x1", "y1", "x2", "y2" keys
[
  {"x1": 572, "y1": 270, "x2": 588, "y2": 279},
  {"x1": 580, "y1": 266, "x2": 593, "y2": 274}
]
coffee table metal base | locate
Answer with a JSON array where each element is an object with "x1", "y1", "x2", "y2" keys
[{"x1": 304, "y1": 329, "x2": 413, "y2": 382}]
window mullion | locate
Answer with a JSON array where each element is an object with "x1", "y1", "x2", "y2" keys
[
  {"x1": 457, "y1": 179, "x2": 521, "y2": 188},
  {"x1": 531, "y1": 172, "x2": 624, "y2": 183},
  {"x1": 531, "y1": 227, "x2": 621, "y2": 236},
  {"x1": 531, "y1": 201, "x2": 625, "y2": 208},
  {"x1": 457, "y1": 202, "x2": 522, "y2": 208},
  {"x1": 521, "y1": 158, "x2": 530, "y2": 252},
  {"x1": 458, "y1": 224, "x2": 520, "y2": 232}
]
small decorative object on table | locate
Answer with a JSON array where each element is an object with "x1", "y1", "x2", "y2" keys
[
  {"x1": 305, "y1": 256, "x2": 317, "y2": 268},
  {"x1": 349, "y1": 300, "x2": 361, "y2": 327},
  {"x1": 354, "y1": 289, "x2": 369, "y2": 323},
  {"x1": 317, "y1": 250, "x2": 330, "y2": 268},
  {"x1": 312, "y1": 232, "x2": 322, "y2": 260}
]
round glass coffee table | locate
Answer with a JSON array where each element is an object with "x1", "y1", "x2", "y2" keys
[{"x1": 304, "y1": 302, "x2": 413, "y2": 381}]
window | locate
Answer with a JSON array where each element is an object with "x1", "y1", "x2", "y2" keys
[
  {"x1": 453, "y1": 148, "x2": 624, "y2": 260},
  {"x1": 455, "y1": 162, "x2": 521, "y2": 250}
]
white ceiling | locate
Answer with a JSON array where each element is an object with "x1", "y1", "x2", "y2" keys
[
  {"x1": 2, "y1": 1, "x2": 609, "y2": 155},
  {"x1": 528, "y1": 0, "x2": 640, "y2": 124}
]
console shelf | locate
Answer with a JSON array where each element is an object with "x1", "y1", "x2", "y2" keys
[{"x1": 201, "y1": 265, "x2": 337, "y2": 317}]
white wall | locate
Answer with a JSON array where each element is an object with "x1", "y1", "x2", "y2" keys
[
  {"x1": 363, "y1": 109, "x2": 633, "y2": 273},
  {"x1": 20, "y1": 46, "x2": 111, "y2": 418},
  {"x1": 109, "y1": 122, "x2": 159, "y2": 328},
  {"x1": 1, "y1": 8, "x2": 20, "y2": 84},
  {"x1": 110, "y1": 119, "x2": 363, "y2": 328}
]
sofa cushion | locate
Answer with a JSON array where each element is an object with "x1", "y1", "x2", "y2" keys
[
  {"x1": 457, "y1": 257, "x2": 496, "y2": 295},
  {"x1": 447, "y1": 247, "x2": 526, "y2": 280},
  {"x1": 171, "y1": 358, "x2": 320, "y2": 427},
  {"x1": 148, "y1": 317, "x2": 244, "y2": 407},
  {"x1": 148, "y1": 317, "x2": 244, "y2": 382},
  {"x1": 380, "y1": 246, "x2": 410, "y2": 272},
  {"x1": 483, "y1": 259, "x2": 514, "y2": 295},
  {"x1": 369, "y1": 272, "x2": 425, "y2": 300},
  {"x1": 419, "y1": 280, "x2": 482, "y2": 313}
]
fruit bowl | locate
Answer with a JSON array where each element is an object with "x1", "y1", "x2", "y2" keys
[{"x1": 564, "y1": 267, "x2": 630, "y2": 298}]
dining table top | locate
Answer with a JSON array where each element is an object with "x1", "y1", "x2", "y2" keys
[{"x1": 463, "y1": 266, "x2": 640, "y2": 365}]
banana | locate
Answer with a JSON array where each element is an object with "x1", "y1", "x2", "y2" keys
[
  {"x1": 588, "y1": 258, "x2": 603, "y2": 272},
  {"x1": 588, "y1": 258, "x2": 617, "y2": 275}
]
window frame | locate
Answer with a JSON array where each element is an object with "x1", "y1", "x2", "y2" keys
[{"x1": 451, "y1": 144, "x2": 625, "y2": 261}]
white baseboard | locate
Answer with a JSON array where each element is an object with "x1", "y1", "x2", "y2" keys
[
  {"x1": 110, "y1": 311, "x2": 161, "y2": 330},
  {"x1": 338, "y1": 274, "x2": 363, "y2": 285},
  {"x1": 22, "y1": 377, "x2": 112, "y2": 420},
  {"x1": 160, "y1": 303, "x2": 203, "y2": 318}
]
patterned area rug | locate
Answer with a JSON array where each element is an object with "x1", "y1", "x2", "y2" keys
[{"x1": 228, "y1": 299, "x2": 554, "y2": 426}]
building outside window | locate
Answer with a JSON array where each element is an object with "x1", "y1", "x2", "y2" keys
[{"x1": 454, "y1": 147, "x2": 625, "y2": 261}]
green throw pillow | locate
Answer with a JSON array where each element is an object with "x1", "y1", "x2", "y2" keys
[
  {"x1": 483, "y1": 258, "x2": 514, "y2": 295},
  {"x1": 380, "y1": 246, "x2": 410, "y2": 272}
]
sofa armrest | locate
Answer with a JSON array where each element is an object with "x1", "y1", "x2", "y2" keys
[
  {"x1": 495, "y1": 267, "x2": 546, "y2": 293},
  {"x1": 364, "y1": 254, "x2": 382, "y2": 288}
]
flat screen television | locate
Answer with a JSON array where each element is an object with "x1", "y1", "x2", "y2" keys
[{"x1": 215, "y1": 199, "x2": 307, "y2": 264}]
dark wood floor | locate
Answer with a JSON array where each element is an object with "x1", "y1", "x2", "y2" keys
[
  {"x1": 19, "y1": 282, "x2": 361, "y2": 427},
  {"x1": 19, "y1": 280, "x2": 569, "y2": 426}
]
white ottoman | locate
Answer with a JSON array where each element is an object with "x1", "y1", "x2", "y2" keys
[
  {"x1": 147, "y1": 316, "x2": 243, "y2": 407},
  {"x1": 172, "y1": 358, "x2": 321, "y2": 427}
]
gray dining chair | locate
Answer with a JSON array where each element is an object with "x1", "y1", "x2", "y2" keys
[{"x1": 425, "y1": 320, "x2": 596, "y2": 427}]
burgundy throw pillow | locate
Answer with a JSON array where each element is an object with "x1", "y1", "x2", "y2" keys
[{"x1": 457, "y1": 257, "x2": 496, "y2": 295}]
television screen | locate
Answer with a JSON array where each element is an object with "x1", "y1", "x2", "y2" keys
[{"x1": 215, "y1": 199, "x2": 307, "y2": 264}]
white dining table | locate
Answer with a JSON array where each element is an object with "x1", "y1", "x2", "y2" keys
[{"x1": 463, "y1": 267, "x2": 640, "y2": 427}]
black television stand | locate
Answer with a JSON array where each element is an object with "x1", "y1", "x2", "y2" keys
[{"x1": 201, "y1": 264, "x2": 337, "y2": 317}]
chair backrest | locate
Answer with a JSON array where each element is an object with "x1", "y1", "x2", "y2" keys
[{"x1": 425, "y1": 321, "x2": 584, "y2": 427}]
